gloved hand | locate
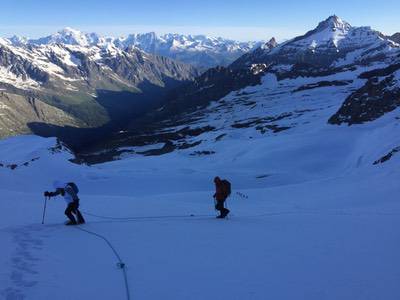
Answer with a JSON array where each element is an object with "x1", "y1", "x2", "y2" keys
[{"x1": 44, "y1": 191, "x2": 50, "y2": 197}]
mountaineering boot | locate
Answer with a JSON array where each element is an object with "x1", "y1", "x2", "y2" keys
[
  {"x1": 65, "y1": 204, "x2": 77, "y2": 225},
  {"x1": 76, "y1": 210, "x2": 85, "y2": 224},
  {"x1": 216, "y1": 214, "x2": 224, "y2": 219},
  {"x1": 221, "y1": 209, "x2": 230, "y2": 218},
  {"x1": 65, "y1": 220, "x2": 77, "y2": 226}
]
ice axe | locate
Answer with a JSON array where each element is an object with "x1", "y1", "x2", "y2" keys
[{"x1": 41, "y1": 195, "x2": 48, "y2": 224}]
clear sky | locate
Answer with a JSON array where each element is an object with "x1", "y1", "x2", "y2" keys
[{"x1": 0, "y1": 0, "x2": 398, "y2": 41}]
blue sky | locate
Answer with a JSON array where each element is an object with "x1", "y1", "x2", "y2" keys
[{"x1": 0, "y1": 0, "x2": 398, "y2": 41}]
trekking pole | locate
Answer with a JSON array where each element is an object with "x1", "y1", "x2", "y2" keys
[{"x1": 42, "y1": 196, "x2": 48, "y2": 224}]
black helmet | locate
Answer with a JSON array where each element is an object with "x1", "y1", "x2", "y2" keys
[{"x1": 214, "y1": 176, "x2": 221, "y2": 183}]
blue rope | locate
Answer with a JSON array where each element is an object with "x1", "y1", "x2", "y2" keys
[
  {"x1": 75, "y1": 226, "x2": 131, "y2": 300},
  {"x1": 81, "y1": 211, "x2": 213, "y2": 220}
]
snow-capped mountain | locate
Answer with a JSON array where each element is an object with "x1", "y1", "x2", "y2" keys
[
  {"x1": 0, "y1": 37, "x2": 198, "y2": 141},
  {"x1": 233, "y1": 15, "x2": 398, "y2": 69},
  {"x1": 11, "y1": 29, "x2": 261, "y2": 69},
  {"x1": 114, "y1": 32, "x2": 262, "y2": 69},
  {"x1": 78, "y1": 16, "x2": 400, "y2": 164},
  {"x1": 8, "y1": 35, "x2": 29, "y2": 47},
  {"x1": 29, "y1": 27, "x2": 103, "y2": 47}
]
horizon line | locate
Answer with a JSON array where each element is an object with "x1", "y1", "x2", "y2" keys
[{"x1": 0, "y1": 20, "x2": 398, "y2": 43}]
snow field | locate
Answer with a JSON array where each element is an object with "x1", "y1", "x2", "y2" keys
[{"x1": 1, "y1": 64, "x2": 400, "y2": 299}]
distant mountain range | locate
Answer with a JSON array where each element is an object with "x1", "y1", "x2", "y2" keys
[{"x1": 8, "y1": 28, "x2": 263, "y2": 70}]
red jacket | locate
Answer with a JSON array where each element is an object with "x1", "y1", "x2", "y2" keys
[{"x1": 214, "y1": 180, "x2": 228, "y2": 201}]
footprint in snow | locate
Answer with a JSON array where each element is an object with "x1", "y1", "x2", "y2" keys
[{"x1": 1, "y1": 226, "x2": 44, "y2": 300}]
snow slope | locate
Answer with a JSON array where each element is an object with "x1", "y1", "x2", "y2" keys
[{"x1": 1, "y1": 100, "x2": 399, "y2": 300}]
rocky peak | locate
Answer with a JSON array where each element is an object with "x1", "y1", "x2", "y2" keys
[
  {"x1": 262, "y1": 38, "x2": 278, "y2": 50},
  {"x1": 138, "y1": 32, "x2": 158, "y2": 41},
  {"x1": 390, "y1": 33, "x2": 400, "y2": 43},
  {"x1": 315, "y1": 15, "x2": 351, "y2": 32}
]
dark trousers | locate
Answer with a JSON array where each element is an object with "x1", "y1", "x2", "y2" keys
[
  {"x1": 215, "y1": 199, "x2": 229, "y2": 216},
  {"x1": 65, "y1": 201, "x2": 85, "y2": 223}
]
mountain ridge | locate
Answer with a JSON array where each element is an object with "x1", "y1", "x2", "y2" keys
[{"x1": 8, "y1": 29, "x2": 263, "y2": 69}]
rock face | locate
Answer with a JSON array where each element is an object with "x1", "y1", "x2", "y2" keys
[
  {"x1": 154, "y1": 64, "x2": 268, "y2": 118},
  {"x1": 329, "y1": 66, "x2": 400, "y2": 125},
  {"x1": 230, "y1": 37, "x2": 277, "y2": 69},
  {"x1": 0, "y1": 92, "x2": 81, "y2": 138},
  {"x1": 374, "y1": 146, "x2": 400, "y2": 164},
  {"x1": 390, "y1": 33, "x2": 400, "y2": 44}
]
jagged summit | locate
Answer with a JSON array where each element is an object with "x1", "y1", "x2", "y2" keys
[
  {"x1": 315, "y1": 15, "x2": 352, "y2": 32},
  {"x1": 262, "y1": 37, "x2": 278, "y2": 50},
  {"x1": 287, "y1": 15, "x2": 353, "y2": 49},
  {"x1": 232, "y1": 15, "x2": 398, "y2": 70}
]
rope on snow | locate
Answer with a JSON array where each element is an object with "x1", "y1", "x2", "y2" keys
[
  {"x1": 75, "y1": 226, "x2": 131, "y2": 300},
  {"x1": 81, "y1": 211, "x2": 214, "y2": 221}
]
